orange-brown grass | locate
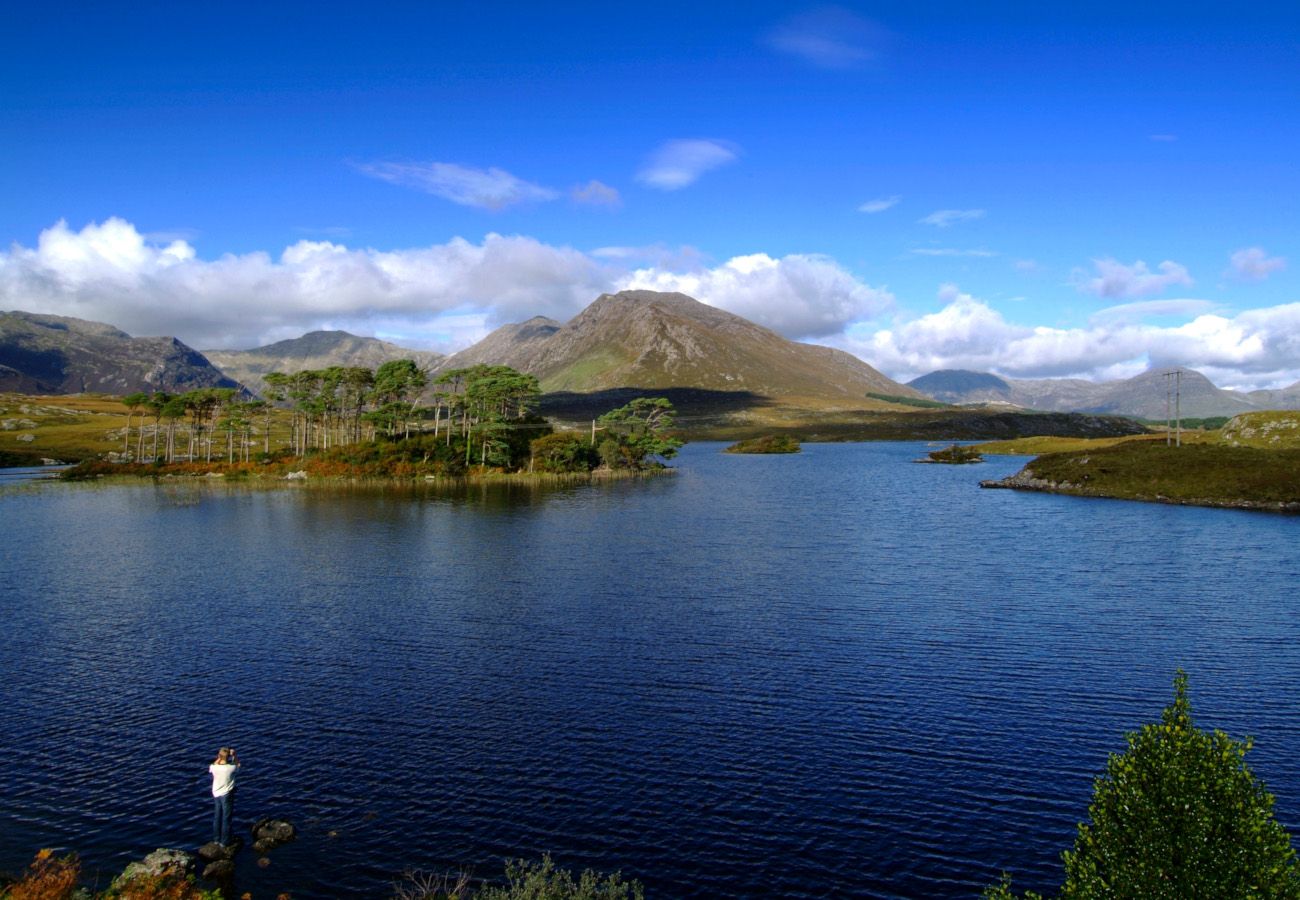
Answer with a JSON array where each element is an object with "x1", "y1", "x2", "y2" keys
[{"x1": 5, "y1": 849, "x2": 80, "y2": 900}]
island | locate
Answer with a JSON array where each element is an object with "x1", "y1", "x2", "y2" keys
[{"x1": 724, "y1": 434, "x2": 802, "y2": 454}]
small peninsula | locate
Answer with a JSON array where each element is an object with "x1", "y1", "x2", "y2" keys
[{"x1": 980, "y1": 432, "x2": 1300, "y2": 512}]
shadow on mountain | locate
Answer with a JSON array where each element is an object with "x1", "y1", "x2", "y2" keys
[{"x1": 540, "y1": 387, "x2": 772, "y2": 421}]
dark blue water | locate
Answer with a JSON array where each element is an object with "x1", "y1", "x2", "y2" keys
[{"x1": 2, "y1": 442, "x2": 1298, "y2": 898}]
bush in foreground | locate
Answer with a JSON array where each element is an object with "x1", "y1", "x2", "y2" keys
[
  {"x1": 0, "y1": 849, "x2": 216, "y2": 900},
  {"x1": 392, "y1": 855, "x2": 642, "y2": 900},
  {"x1": 987, "y1": 671, "x2": 1300, "y2": 898}
]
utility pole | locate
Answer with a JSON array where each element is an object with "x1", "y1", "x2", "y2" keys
[
  {"x1": 1175, "y1": 368, "x2": 1182, "y2": 447},
  {"x1": 1163, "y1": 368, "x2": 1183, "y2": 447}
]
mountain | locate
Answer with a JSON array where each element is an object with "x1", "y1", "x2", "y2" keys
[
  {"x1": 0, "y1": 311, "x2": 242, "y2": 396},
  {"x1": 909, "y1": 367, "x2": 1262, "y2": 419},
  {"x1": 907, "y1": 370, "x2": 1013, "y2": 404},
  {"x1": 1247, "y1": 381, "x2": 1300, "y2": 411},
  {"x1": 439, "y1": 290, "x2": 920, "y2": 405},
  {"x1": 434, "y1": 316, "x2": 562, "y2": 372},
  {"x1": 1080, "y1": 368, "x2": 1258, "y2": 420},
  {"x1": 203, "y1": 331, "x2": 444, "y2": 395}
]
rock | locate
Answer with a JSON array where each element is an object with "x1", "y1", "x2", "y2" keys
[
  {"x1": 197, "y1": 837, "x2": 242, "y2": 861},
  {"x1": 250, "y1": 817, "x2": 297, "y2": 850},
  {"x1": 257, "y1": 856, "x2": 271, "y2": 868},
  {"x1": 284, "y1": 470, "x2": 307, "y2": 480},
  {"x1": 201, "y1": 858, "x2": 235, "y2": 880},
  {"x1": 16, "y1": 434, "x2": 34, "y2": 443},
  {"x1": 114, "y1": 848, "x2": 196, "y2": 886}
]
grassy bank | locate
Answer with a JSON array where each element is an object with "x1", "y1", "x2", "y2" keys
[{"x1": 983, "y1": 441, "x2": 1300, "y2": 511}]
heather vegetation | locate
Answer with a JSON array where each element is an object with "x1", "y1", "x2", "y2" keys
[
  {"x1": 985, "y1": 441, "x2": 1300, "y2": 510},
  {"x1": 723, "y1": 434, "x2": 801, "y2": 454},
  {"x1": 923, "y1": 443, "x2": 983, "y2": 464}
]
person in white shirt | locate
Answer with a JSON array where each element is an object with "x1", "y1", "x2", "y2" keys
[{"x1": 209, "y1": 746, "x2": 240, "y2": 845}]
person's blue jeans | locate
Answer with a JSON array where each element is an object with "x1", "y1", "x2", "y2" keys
[{"x1": 213, "y1": 791, "x2": 234, "y2": 845}]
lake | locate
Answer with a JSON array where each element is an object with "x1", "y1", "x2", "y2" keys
[{"x1": 1, "y1": 442, "x2": 1298, "y2": 898}]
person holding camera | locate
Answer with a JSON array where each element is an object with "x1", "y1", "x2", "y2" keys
[{"x1": 209, "y1": 746, "x2": 240, "y2": 846}]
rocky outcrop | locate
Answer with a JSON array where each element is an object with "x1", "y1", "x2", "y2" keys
[{"x1": 113, "y1": 848, "x2": 196, "y2": 886}]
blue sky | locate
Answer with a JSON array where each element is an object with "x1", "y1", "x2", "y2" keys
[{"x1": 2, "y1": 2, "x2": 1298, "y2": 388}]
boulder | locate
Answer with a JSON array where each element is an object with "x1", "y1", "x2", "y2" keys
[
  {"x1": 197, "y1": 837, "x2": 242, "y2": 861},
  {"x1": 114, "y1": 848, "x2": 196, "y2": 886},
  {"x1": 201, "y1": 858, "x2": 235, "y2": 880},
  {"x1": 250, "y1": 817, "x2": 297, "y2": 851}
]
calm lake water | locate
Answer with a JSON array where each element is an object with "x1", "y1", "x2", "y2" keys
[{"x1": 2, "y1": 442, "x2": 1298, "y2": 898}]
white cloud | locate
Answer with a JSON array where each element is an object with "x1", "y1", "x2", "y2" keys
[
  {"x1": 0, "y1": 218, "x2": 604, "y2": 351},
  {"x1": 1089, "y1": 299, "x2": 1216, "y2": 324},
  {"x1": 355, "y1": 161, "x2": 559, "y2": 209},
  {"x1": 919, "y1": 209, "x2": 985, "y2": 228},
  {"x1": 833, "y1": 284, "x2": 1300, "y2": 389},
  {"x1": 619, "y1": 252, "x2": 894, "y2": 339},
  {"x1": 635, "y1": 139, "x2": 738, "y2": 190},
  {"x1": 7, "y1": 219, "x2": 1300, "y2": 391},
  {"x1": 910, "y1": 248, "x2": 997, "y2": 258},
  {"x1": 766, "y1": 7, "x2": 888, "y2": 70},
  {"x1": 0, "y1": 218, "x2": 889, "y2": 351},
  {"x1": 571, "y1": 180, "x2": 622, "y2": 207},
  {"x1": 1074, "y1": 257, "x2": 1193, "y2": 298},
  {"x1": 1228, "y1": 247, "x2": 1286, "y2": 282},
  {"x1": 858, "y1": 196, "x2": 901, "y2": 214}
]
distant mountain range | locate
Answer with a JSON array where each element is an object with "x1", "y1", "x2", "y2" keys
[
  {"x1": 907, "y1": 368, "x2": 1297, "y2": 419},
  {"x1": 203, "y1": 331, "x2": 445, "y2": 396},
  {"x1": 0, "y1": 311, "x2": 241, "y2": 395},
  {"x1": 6, "y1": 296, "x2": 1298, "y2": 421}
]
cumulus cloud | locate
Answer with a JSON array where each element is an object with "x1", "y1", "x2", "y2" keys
[
  {"x1": 618, "y1": 252, "x2": 894, "y2": 339},
  {"x1": 636, "y1": 139, "x2": 738, "y2": 190},
  {"x1": 355, "y1": 161, "x2": 559, "y2": 209},
  {"x1": 0, "y1": 218, "x2": 605, "y2": 350},
  {"x1": 919, "y1": 209, "x2": 985, "y2": 228},
  {"x1": 8, "y1": 218, "x2": 1300, "y2": 390},
  {"x1": 571, "y1": 180, "x2": 622, "y2": 207},
  {"x1": 0, "y1": 218, "x2": 891, "y2": 351},
  {"x1": 766, "y1": 7, "x2": 888, "y2": 70},
  {"x1": 1074, "y1": 257, "x2": 1193, "y2": 298},
  {"x1": 858, "y1": 196, "x2": 901, "y2": 214},
  {"x1": 833, "y1": 284, "x2": 1300, "y2": 389},
  {"x1": 1228, "y1": 247, "x2": 1286, "y2": 282}
]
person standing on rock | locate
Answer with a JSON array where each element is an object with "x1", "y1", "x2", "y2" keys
[{"x1": 209, "y1": 747, "x2": 240, "y2": 846}]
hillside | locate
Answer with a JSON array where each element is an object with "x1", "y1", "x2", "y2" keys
[
  {"x1": 441, "y1": 290, "x2": 921, "y2": 406},
  {"x1": 1219, "y1": 411, "x2": 1300, "y2": 449},
  {"x1": 0, "y1": 311, "x2": 242, "y2": 396},
  {"x1": 909, "y1": 366, "x2": 1267, "y2": 418},
  {"x1": 203, "y1": 331, "x2": 444, "y2": 395}
]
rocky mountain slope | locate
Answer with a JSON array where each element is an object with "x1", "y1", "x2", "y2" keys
[
  {"x1": 909, "y1": 367, "x2": 1271, "y2": 419},
  {"x1": 439, "y1": 290, "x2": 920, "y2": 405},
  {"x1": 0, "y1": 311, "x2": 242, "y2": 395},
  {"x1": 203, "y1": 331, "x2": 444, "y2": 395}
]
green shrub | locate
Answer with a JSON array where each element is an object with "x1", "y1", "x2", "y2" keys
[
  {"x1": 530, "y1": 432, "x2": 598, "y2": 473},
  {"x1": 724, "y1": 434, "x2": 801, "y2": 454},
  {"x1": 476, "y1": 855, "x2": 643, "y2": 900},
  {"x1": 988, "y1": 672, "x2": 1300, "y2": 899}
]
